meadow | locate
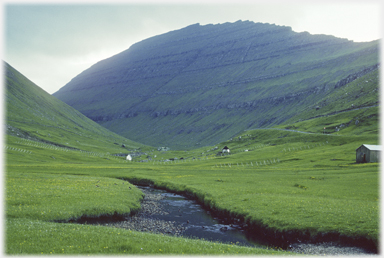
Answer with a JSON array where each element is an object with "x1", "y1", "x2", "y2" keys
[
  {"x1": 5, "y1": 58, "x2": 380, "y2": 255},
  {"x1": 5, "y1": 117, "x2": 379, "y2": 254}
]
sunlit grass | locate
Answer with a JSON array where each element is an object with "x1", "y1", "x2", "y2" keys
[
  {"x1": 6, "y1": 172, "x2": 143, "y2": 222},
  {"x1": 6, "y1": 218, "x2": 290, "y2": 255},
  {"x1": 5, "y1": 56, "x2": 379, "y2": 255},
  {"x1": 5, "y1": 119, "x2": 379, "y2": 254}
]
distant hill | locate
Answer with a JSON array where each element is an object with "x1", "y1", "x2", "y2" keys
[
  {"x1": 53, "y1": 20, "x2": 380, "y2": 149},
  {"x1": 5, "y1": 62, "x2": 145, "y2": 153}
]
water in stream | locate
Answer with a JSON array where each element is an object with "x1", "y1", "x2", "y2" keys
[
  {"x1": 146, "y1": 187, "x2": 259, "y2": 247},
  {"x1": 73, "y1": 185, "x2": 376, "y2": 255}
]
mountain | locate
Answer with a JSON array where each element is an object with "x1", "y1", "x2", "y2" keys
[
  {"x1": 5, "y1": 62, "x2": 145, "y2": 154},
  {"x1": 53, "y1": 20, "x2": 380, "y2": 149}
]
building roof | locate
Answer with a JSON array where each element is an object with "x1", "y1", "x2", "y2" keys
[
  {"x1": 356, "y1": 144, "x2": 382, "y2": 151},
  {"x1": 223, "y1": 146, "x2": 229, "y2": 149}
]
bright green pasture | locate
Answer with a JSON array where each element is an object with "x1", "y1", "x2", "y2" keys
[
  {"x1": 5, "y1": 129, "x2": 379, "y2": 254},
  {"x1": 6, "y1": 218, "x2": 288, "y2": 255},
  {"x1": 5, "y1": 140, "x2": 289, "y2": 255},
  {"x1": 5, "y1": 167, "x2": 287, "y2": 255},
  {"x1": 6, "y1": 172, "x2": 143, "y2": 221}
]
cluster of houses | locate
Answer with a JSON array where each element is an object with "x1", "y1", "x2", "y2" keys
[{"x1": 125, "y1": 144, "x2": 380, "y2": 163}]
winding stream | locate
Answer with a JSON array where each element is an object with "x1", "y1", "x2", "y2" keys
[
  {"x1": 77, "y1": 185, "x2": 375, "y2": 255},
  {"x1": 138, "y1": 186, "x2": 259, "y2": 247}
]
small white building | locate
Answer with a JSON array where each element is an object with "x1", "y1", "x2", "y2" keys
[
  {"x1": 356, "y1": 144, "x2": 381, "y2": 163},
  {"x1": 222, "y1": 146, "x2": 230, "y2": 153},
  {"x1": 126, "y1": 154, "x2": 132, "y2": 161}
]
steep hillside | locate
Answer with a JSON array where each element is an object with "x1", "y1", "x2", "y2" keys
[
  {"x1": 5, "y1": 62, "x2": 145, "y2": 154},
  {"x1": 273, "y1": 68, "x2": 380, "y2": 135},
  {"x1": 53, "y1": 20, "x2": 380, "y2": 149}
]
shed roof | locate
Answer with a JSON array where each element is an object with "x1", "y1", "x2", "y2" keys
[{"x1": 356, "y1": 144, "x2": 382, "y2": 151}]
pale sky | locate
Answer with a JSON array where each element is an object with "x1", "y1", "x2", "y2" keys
[{"x1": 3, "y1": 0, "x2": 383, "y2": 94}]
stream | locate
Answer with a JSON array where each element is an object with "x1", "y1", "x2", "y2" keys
[
  {"x1": 113, "y1": 186, "x2": 261, "y2": 247},
  {"x1": 78, "y1": 185, "x2": 376, "y2": 255}
]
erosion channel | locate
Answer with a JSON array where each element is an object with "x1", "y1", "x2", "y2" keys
[{"x1": 77, "y1": 185, "x2": 375, "y2": 255}]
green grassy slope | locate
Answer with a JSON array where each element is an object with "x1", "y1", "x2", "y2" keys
[
  {"x1": 7, "y1": 121, "x2": 378, "y2": 253},
  {"x1": 282, "y1": 69, "x2": 380, "y2": 129},
  {"x1": 5, "y1": 62, "x2": 146, "y2": 153},
  {"x1": 5, "y1": 61, "x2": 379, "y2": 254}
]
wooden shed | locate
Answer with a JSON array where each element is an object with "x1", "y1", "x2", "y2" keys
[{"x1": 356, "y1": 144, "x2": 381, "y2": 163}]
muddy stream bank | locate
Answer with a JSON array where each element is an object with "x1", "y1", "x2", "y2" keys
[{"x1": 76, "y1": 185, "x2": 376, "y2": 255}]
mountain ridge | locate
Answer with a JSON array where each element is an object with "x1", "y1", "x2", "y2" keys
[{"x1": 53, "y1": 20, "x2": 380, "y2": 149}]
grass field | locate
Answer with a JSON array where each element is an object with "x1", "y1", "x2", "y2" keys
[
  {"x1": 5, "y1": 118, "x2": 379, "y2": 254},
  {"x1": 5, "y1": 62, "x2": 379, "y2": 254},
  {"x1": 7, "y1": 218, "x2": 289, "y2": 255}
]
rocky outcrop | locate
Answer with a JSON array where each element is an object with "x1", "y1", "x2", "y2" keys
[
  {"x1": 87, "y1": 83, "x2": 328, "y2": 123},
  {"x1": 334, "y1": 64, "x2": 380, "y2": 89}
]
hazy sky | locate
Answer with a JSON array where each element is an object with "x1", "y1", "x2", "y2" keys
[{"x1": 3, "y1": 0, "x2": 382, "y2": 94}]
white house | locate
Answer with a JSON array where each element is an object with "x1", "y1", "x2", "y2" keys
[
  {"x1": 126, "y1": 154, "x2": 132, "y2": 161},
  {"x1": 222, "y1": 146, "x2": 230, "y2": 153}
]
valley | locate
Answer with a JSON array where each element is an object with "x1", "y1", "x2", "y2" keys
[{"x1": 4, "y1": 20, "x2": 380, "y2": 255}]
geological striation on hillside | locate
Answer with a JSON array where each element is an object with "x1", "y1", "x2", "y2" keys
[{"x1": 53, "y1": 20, "x2": 380, "y2": 149}]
